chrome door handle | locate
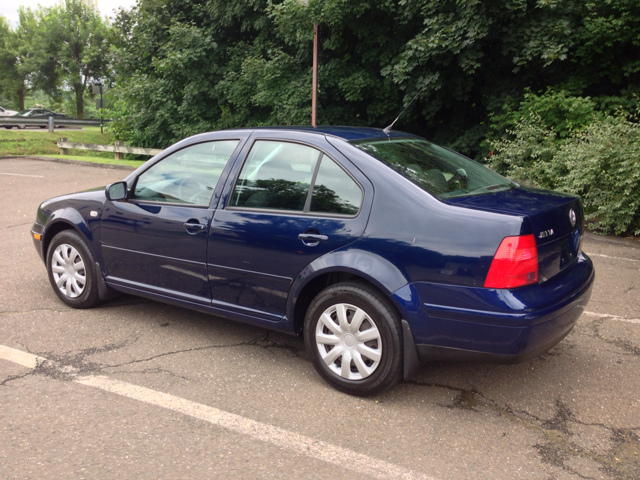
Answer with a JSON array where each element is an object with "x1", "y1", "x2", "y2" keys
[
  {"x1": 298, "y1": 233, "x2": 328, "y2": 242},
  {"x1": 183, "y1": 222, "x2": 206, "y2": 230}
]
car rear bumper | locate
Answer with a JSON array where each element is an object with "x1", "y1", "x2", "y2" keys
[{"x1": 393, "y1": 252, "x2": 595, "y2": 363}]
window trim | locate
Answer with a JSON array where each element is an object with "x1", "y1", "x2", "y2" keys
[
  {"x1": 128, "y1": 139, "x2": 242, "y2": 208},
  {"x1": 225, "y1": 138, "x2": 364, "y2": 218}
]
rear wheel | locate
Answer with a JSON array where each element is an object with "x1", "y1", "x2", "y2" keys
[
  {"x1": 304, "y1": 281, "x2": 403, "y2": 396},
  {"x1": 46, "y1": 230, "x2": 101, "y2": 309}
]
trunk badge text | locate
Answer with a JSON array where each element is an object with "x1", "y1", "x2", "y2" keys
[{"x1": 539, "y1": 229, "x2": 554, "y2": 239}]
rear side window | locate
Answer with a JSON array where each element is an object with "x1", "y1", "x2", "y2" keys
[
  {"x1": 132, "y1": 140, "x2": 239, "y2": 205},
  {"x1": 310, "y1": 155, "x2": 362, "y2": 215},
  {"x1": 230, "y1": 141, "x2": 362, "y2": 216},
  {"x1": 353, "y1": 138, "x2": 515, "y2": 199},
  {"x1": 230, "y1": 141, "x2": 320, "y2": 211}
]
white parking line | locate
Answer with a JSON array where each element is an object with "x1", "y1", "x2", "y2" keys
[
  {"x1": 584, "y1": 311, "x2": 640, "y2": 325},
  {"x1": 586, "y1": 252, "x2": 640, "y2": 263},
  {"x1": 0, "y1": 345, "x2": 46, "y2": 368},
  {"x1": 0, "y1": 172, "x2": 44, "y2": 178},
  {"x1": 0, "y1": 345, "x2": 432, "y2": 480}
]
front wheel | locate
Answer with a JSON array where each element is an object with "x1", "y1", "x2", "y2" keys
[
  {"x1": 304, "y1": 282, "x2": 403, "y2": 396},
  {"x1": 46, "y1": 230, "x2": 101, "y2": 309}
]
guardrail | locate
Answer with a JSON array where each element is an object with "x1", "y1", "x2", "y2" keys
[
  {"x1": 58, "y1": 138, "x2": 163, "y2": 160},
  {"x1": 0, "y1": 116, "x2": 103, "y2": 132}
]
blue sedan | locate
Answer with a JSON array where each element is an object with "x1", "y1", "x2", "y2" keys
[{"x1": 31, "y1": 127, "x2": 594, "y2": 396}]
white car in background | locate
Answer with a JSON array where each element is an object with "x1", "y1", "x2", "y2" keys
[{"x1": 0, "y1": 106, "x2": 18, "y2": 116}]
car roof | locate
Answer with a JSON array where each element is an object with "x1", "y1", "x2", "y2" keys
[{"x1": 234, "y1": 126, "x2": 419, "y2": 142}]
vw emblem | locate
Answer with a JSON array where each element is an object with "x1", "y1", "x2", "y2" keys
[{"x1": 569, "y1": 209, "x2": 576, "y2": 227}]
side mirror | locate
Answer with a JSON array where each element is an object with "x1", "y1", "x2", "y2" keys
[{"x1": 106, "y1": 181, "x2": 128, "y2": 201}]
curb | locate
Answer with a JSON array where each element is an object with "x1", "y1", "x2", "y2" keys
[{"x1": 0, "y1": 155, "x2": 136, "y2": 171}]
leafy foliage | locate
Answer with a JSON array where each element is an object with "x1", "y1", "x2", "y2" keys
[
  {"x1": 32, "y1": 0, "x2": 111, "y2": 118},
  {"x1": 106, "y1": 0, "x2": 640, "y2": 155},
  {"x1": 0, "y1": 1, "x2": 110, "y2": 117},
  {"x1": 0, "y1": 9, "x2": 40, "y2": 110},
  {"x1": 488, "y1": 111, "x2": 640, "y2": 236}
]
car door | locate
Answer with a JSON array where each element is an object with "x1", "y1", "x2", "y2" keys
[
  {"x1": 100, "y1": 137, "x2": 246, "y2": 304},
  {"x1": 207, "y1": 133, "x2": 373, "y2": 321}
]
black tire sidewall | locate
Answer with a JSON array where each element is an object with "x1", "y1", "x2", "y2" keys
[
  {"x1": 46, "y1": 230, "x2": 100, "y2": 309},
  {"x1": 304, "y1": 282, "x2": 403, "y2": 396}
]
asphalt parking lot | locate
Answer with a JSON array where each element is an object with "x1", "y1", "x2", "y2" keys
[{"x1": 1, "y1": 157, "x2": 639, "y2": 479}]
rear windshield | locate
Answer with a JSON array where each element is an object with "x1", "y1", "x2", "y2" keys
[{"x1": 352, "y1": 137, "x2": 515, "y2": 199}]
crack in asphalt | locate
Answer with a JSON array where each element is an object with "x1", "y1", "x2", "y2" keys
[
  {"x1": 577, "y1": 319, "x2": 640, "y2": 358},
  {"x1": 0, "y1": 370, "x2": 35, "y2": 386},
  {"x1": 0, "y1": 339, "x2": 135, "y2": 386},
  {"x1": 405, "y1": 380, "x2": 640, "y2": 479},
  {"x1": 101, "y1": 332, "x2": 272, "y2": 369},
  {"x1": 254, "y1": 331, "x2": 306, "y2": 358},
  {"x1": 2, "y1": 222, "x2": 32, "y2": 229},
  {"x1": 106, "y1": 366, "x2": 193, "y2": 381},
  {"x1": 0, "y1": 331, "x2": 302, "y2": 386}
]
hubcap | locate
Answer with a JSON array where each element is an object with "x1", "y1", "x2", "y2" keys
[
  {"x1": 51, "y1": 244, "x2": 86, "y2": 298},
  {"x1": 315, "y1": 303, "x2": 382, "y2": 380}
]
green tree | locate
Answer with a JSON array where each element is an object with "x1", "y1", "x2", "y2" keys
[
  {"x1": 0, "y1": 8, "x2": 40, "y2": 110},
  {"x1": 108, "y1": 0, "x2": 640, "y2": 154},
  {"x1": 33, "y1": 0, "x2": 111, "y2": 118}
]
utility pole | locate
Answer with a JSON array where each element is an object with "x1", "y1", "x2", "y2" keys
[
  {"x1": 312, "y1": 22, "x2": 318, "y2": 127},
  {"x1": 299, "y1": 0, "x2": 318, "y2": 127}
]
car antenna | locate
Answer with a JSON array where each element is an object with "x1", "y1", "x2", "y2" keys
[{"x1": 383, "y1": 74, "x2": 437, "y2": 135}]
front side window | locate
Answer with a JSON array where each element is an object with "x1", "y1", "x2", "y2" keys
[
  {"x1": 132, "y1": 140, "x2": 240, "y2": 205},
  {"x1": 352, "y1": 138, "x2": 515, "y2": 199}
]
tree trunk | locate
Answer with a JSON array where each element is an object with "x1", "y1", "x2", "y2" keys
[
  {"x1": 74, "y1": 85, "x2": 84, "y2": 118},
  {"x1": 17, "y1": 86, "x2": 25, "y2": 111}
]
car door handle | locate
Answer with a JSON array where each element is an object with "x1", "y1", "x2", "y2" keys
[
  {"x1": 183, "y1": 222, "x2": 206, "y2": 231},
  {"x1": 298, "y1": 233, "x2": 328, "y2": 242}
]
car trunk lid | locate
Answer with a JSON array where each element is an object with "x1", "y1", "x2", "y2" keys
[{"x1": 446, "y1": 187, "x2": 583, "y2": 283}]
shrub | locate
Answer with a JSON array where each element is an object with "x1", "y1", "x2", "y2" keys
[{"x1": 488, "y1": 111, "x2": 640, "y2": 236}]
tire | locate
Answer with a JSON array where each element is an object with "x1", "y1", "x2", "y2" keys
[
  {"x1": 5, "y1": 126, "x2": 13, "y2": 129},
  {"x1": 304, "y1": 281, "x2": 403, "y2": 396},
  {"x1": 18, "y1": 124, "x2": 25, "y2": 129},
  {"x1": 39, "y1": 125, "x2": 46, "y2": 129},
  {"x1": 46, "y1": 230, "x2": 101, "y2": 309}
]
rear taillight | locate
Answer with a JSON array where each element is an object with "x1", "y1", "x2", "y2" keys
[{"x1": 484, "y1": 234, "x2": 538, "y2": 289}]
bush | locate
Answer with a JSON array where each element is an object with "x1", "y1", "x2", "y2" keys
[{"x1": 488, "y1": 111, "x2": 640, "y2": 236}]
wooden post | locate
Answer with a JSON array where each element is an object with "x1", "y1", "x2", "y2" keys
[
  {"x1": 312, "y1": 22, "x2": 318, "y2": 127},
  {"x1": 114, "y1": 140, "x2": 124, "y2": 160},
  {"x1": 59, "y1": 138, "x2": 68, "y2": 155}
]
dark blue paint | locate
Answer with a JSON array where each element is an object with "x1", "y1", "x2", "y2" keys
[
  {"x1": 446, "y1": 187, "x2": 582, "y2": 243},
  {"x1": 32, "y1": 126, "x2": 595, "y2": 364},
  {"x1": 100, "y1": 201, "x2": 213, "y2": 303}
]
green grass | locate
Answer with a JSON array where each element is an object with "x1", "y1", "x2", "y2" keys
[{"x1": 0, "y1": 128, "x2": 116, "y2": 158}]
